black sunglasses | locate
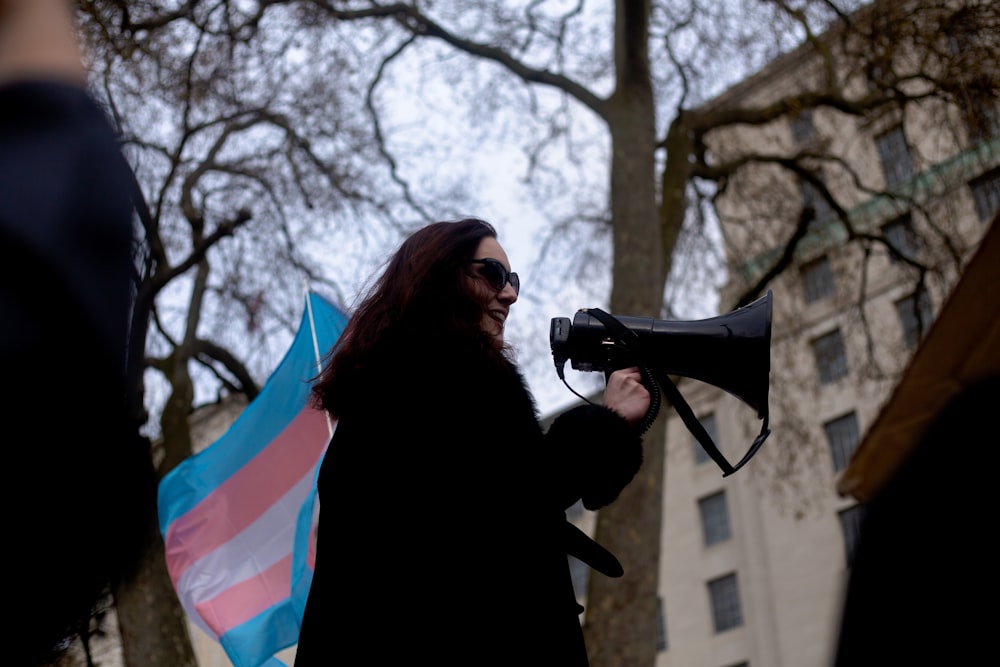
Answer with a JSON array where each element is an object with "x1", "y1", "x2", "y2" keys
[{"x1": 468, "y1": 258, "x2": 520, "y2": 295}]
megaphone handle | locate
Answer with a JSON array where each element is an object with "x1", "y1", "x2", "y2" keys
[
  {"x1": 636, "y1": 365, "x2": 661, "y2": 434},
  {"x1": 603, "y1": 363, "x2": 661, "y2": 435}
]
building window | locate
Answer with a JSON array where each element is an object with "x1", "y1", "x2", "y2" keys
[
  {"x1": 812, "y1": 329, "x2": 849, "y2": 384},
  {"x1": 839, "y1": 504, "x2": 868, "y2": 568},
  {"x1": 946, "y1": 9, "x2": 1000, "y2": 144},
  {"x1": 800, "y1": 178, "x2": 834, "y2": 228},
  {"x1": 956, "y1": 92, "x2": 999, "y2": 144},
  {"x1": 708, "y1": 573, "x2": 744, "y2": 633},
  {"x1": 882, "y1": 213, "x2": 919, "y2": 263},
  {"x1": 895, "y1": 288, "x2": 934, "y2": 348},
  {"x1": 800, "y1": 255, "x2": 835, "y2": 303},
  {"x1": 692, "y1": 412, "x2": 718, "y2": 465},
  {"x1": 865, "y1": 61, "x2": 888, "y2": 90},
  {"x1": 969, "y1": 167, "x2": 1000, "y2": 223},
  {"x1": 657, "y1": 596, "x2": 668, "y2": 652},
  {"x1": 568, "y1": 555, "x2": 589, "y2": 597},
  {"x1": 792, "y1": 108, "x2": 815, "y2": 143},
  {"x1": 698, "y1": 491, "x2": 732, "y2": 546},
  {"x1": 875, "y1": 125, "x2": 914, "y2": 189},
  {"x1": 824, "y1": 412, "x2": 860, "y2": 473},
  {"x1": 946, "y1": 7, "x2": 978, "y2": 59}
]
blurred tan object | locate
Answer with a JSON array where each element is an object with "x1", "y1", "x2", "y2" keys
[{"x1": 0, "y1": 0, "x2": 86, "y2": 86}]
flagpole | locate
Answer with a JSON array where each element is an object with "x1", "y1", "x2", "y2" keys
[{"x1": 303, "y1": 281, "x2": 335, "y2": 438}]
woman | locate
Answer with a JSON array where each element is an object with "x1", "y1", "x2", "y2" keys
[{"x1": 295, "y1": 218, "x2": 649, "y2": 665}]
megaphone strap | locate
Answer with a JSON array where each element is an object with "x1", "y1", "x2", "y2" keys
[
  {"x1": 563, "y1": 520, "x2": 624, "y2": 578},
  {"x1": 651, "y1": 364, "x2": 771, "y2": 477},
  {"x1": 651, "y1": 369, "x2": 736, "y2": 476}
]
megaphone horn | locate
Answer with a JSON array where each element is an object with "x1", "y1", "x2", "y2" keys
[{"x1": 549, "y1": 290, "x2": 773, "y2": 476}]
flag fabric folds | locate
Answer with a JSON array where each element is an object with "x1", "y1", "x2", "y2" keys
[{"x1": 158, "y1": 291, "x2": 348, "y2": 667}]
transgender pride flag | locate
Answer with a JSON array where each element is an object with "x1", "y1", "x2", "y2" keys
[{"x1": 158, "y1": 290, "x2": 348, "y2": 667}]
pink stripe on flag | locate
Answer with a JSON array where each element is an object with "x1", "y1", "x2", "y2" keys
[
  {"x1": 194, "y1": 553, "x2": 293, "y2": 635},
  {"x1": 164, "y1": 407, "x2": 330, "y2": 584}
]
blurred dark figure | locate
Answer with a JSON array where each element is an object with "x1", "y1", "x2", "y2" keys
[
  {"x1": 1, "y1": 1, "x2": 156, "y2": 664},
  {"x1": 834, "y1": 373, "x2": 999, "y2": 666}
]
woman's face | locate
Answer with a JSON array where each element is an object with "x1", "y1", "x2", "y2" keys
[{"x1": 467, "y1": 236, "x2": 519, "y2": 345}]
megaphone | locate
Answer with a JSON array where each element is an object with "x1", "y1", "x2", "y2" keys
[{"x1": 549, "y1": 290, "x2": 773, "y2": 476}]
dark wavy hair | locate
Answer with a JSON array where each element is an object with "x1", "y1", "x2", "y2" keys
[{"x1": 311, "y1": 217, "x2": 507, "y2": 415}]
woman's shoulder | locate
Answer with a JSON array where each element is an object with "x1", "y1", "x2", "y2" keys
[{"x1": 340, "y1": 336, "x2": 525, "y2": 402}]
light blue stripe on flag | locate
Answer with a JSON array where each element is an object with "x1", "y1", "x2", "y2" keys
[{"x1": 158, "y1": 291, "x2": 347, "y2": 533}]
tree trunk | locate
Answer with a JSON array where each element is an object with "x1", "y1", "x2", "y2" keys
[
  {"x1": 115, "y1": 355, "x2": 200, "y2": 666},
  {"x1": 584, "y1": 416, "x2": 666, "y2": 666},
  {"x1": 114, "y1": 520, "x2": 199, "y2": 667},
  {"x1": 583, "y1": 1, "x2": 665, "y2": 666}
]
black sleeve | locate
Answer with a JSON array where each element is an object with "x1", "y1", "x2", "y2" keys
[
  {"x1": 545, "y1": 403, "x2": 644, "y2": 511},
  {"x1": 1, "y1": 80, "x2": 154, "y2": 666},
  {"x1": 0, "y1": 80, "x2": 137, "y2": 369}
]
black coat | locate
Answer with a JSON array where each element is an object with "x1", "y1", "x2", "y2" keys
[{"x1": 294, "y1": 332, "x2": 643, "y2": 666}]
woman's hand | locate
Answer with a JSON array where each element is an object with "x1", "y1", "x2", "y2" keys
[{"x1": 603, "y1": 366, "x2": 651, "y2": 427}]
